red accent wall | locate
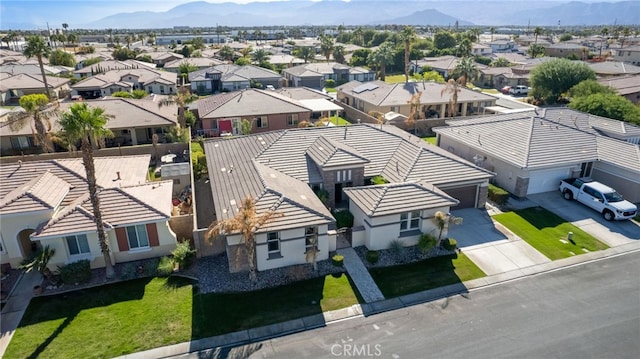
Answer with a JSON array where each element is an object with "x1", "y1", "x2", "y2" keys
[
  {"x1": 147, "y1": 223, "x2": 160, "y2": 247},
  {"x1": 115, "y1": 227, "x2": 129, "y2": 251}
]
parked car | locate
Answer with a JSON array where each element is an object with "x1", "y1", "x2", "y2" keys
[
  {"x1": 559, "y1": 178, "x2": 638, "y2": 221},
  {"x1": 509, "y1": 85, "x2": 530, "y2": 96},
  {"x1": 500, "y1": 86, "x2": 512, "y2": 94}
]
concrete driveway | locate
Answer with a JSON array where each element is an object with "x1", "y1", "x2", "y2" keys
[
  {"x1": 448, "y1": 208, "x2": 551, "y2": 275},
  {"x1": 527, "y1": 192, "x2": 640, "y2": 247}
]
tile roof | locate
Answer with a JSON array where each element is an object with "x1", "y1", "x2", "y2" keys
[
  {"x1": 343, "y1": 182, "x2": 459, "y2": 217},
  {"x1": 32, "y1": 180, "x2": 173, "y2": 239},
  {"x1": 434, "y1": 108, "x2": 640, "y2": 171},
  {"x1": 0, "y1": 155, "x2": 150, "y2": 208},
  {"x1": 164, "y1": 57, "x2": 224, "y2": 69},
  {"x1": 205, "y1": 124, "x2": 493, "y2": 228},
  {"x1": 337, "y1": 80, "x2": 496, "y2": 107},
  {"x1": 0, "y1": 98, "x2": 177, "y2": 137},
  {"x1": 283, "y1": 62, "x2": 367, "y2": 78},
  {"x1": 0, "y1": 171, "x2": 70, "y2": 214},
  {"x1": 196, "y1": 88, "x2": 311, "y2": 119},
  {"x1": 598, "y1": 75, "x2": 640, "y2": 96},
  {"x1": 305, "y1": 136, "x2": 370, "y2": 168},
  {"x1": 274, "y1": 87, "x2": 332, "y2": 100},
  {"x1": 589, "y1": 61, "x2": 640, "y2": 75},
  {"x1": 189, "y1": 64, "x2": 281, "y2": 82},
  {"x1": 0, "y1": 73, "x2": 69, "y2": 91},
  {"x1": 71, "y1": 67, "x2": 177, "y2": 89}
]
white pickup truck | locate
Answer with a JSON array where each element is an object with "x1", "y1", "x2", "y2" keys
[
  {"x1": 509, "y1": 85, "x2": 530, "y2": 96},
  {"x1": 559, "y1": 178, "x2": 638, "y2": 221}
]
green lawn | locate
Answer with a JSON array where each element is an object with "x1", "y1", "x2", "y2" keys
[
  {"x1": 384, "y1": 74, "x2": 406, "y2": 84},
  {"x1": 325, "y1": 87, "x2": 337, "y2": 93},
  {"x1": 369, "y1": 253, "x2": 485, "y2": 298},
  {"x1": 422, "y1": 136, "x2": 437, "y2": 145},
  {"x1": 6, "y1": 274, "x2": 360, "y2": 358},
  {"x1": 482, "y1": 88, "x2": 500, "y2": 94},
  {"x1": 493, "y1": 207, "x2": 609, "y2": 260},
  {"x1": 324, "y1": 116, "x2": 351, "y2": 126}
]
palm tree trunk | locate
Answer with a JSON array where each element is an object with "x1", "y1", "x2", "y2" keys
[
  {"x1": 37, "y1": 55, "x2": 51, "y2": 100},
  {"x1": 82, "y1": 138, "x2": 115, "y2": 279},
  {"x1": 32, "y1": 112, "x2": 50, "y2": 152},
  {"x1": 245, "y1": 236, "x2": 257, "y2": 284},
  {"x1": 404, "y1": 43, "x2": 410, "y2": 84}
]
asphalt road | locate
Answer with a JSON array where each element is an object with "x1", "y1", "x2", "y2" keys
[{"x1": 182, "y1": 252, "x2": 640, "y2": 359}]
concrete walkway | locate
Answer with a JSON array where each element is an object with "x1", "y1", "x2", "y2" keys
[
  {"x1": 0, "y1": 271, "x2": 42, "y2": 356},
  {"x1": 336, "y1": 247, "x2": 385, "y2": 303}
]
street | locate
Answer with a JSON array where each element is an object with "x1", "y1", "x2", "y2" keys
[{"x1": 179, "y1": 251, "x2": 640, "y2": 359}]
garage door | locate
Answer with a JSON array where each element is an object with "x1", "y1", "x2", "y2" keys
[
  {"x1": 443, "y1": 186, "x2": 477, "y2": 208},
  {"x1": 528, "y1": 168, "x2": 571, "y2": 194}
]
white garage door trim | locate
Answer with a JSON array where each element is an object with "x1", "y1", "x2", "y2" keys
[{"x1": 527, "y1": 167, "x2": 571, "y2": 194}]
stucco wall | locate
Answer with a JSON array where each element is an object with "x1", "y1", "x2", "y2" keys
[
  {"x1": 255, "y1": 225, "x2": 330, "y2": 271},
  {"x1": 0, "y1": 210, "x2": 52, "y2": 268},
  {"x1": 592, "y1": 162, "x2": 640, "y2": 204}
]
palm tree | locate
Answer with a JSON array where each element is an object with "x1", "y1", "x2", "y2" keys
[
  {"x1": 251, "y1": 48, "x2": 270, "y2": 66},
  {"x1": 8, "y1": 94, "x2": 57, "y2": 152},
  {"x1": 58, "y1": 103, "x2": 116, "y2": 279},
  {"x1": 295, "y1": 46, "x2": 315, "y2": 63},
  {"x1": 600, "y1": 27, "x2": 609, "y2": 58},
  {"x1": 489, "y1": 27, "x2": 496, "y2": 42},
  {"x1": 441, "y1": 77, "x2": 463, "y2": 117},
  {"x1": 353, "y1": 27, "x2": 364, "y2": 46},
  {"x1": 491, "y1": 57, "x2": 511, "y2": 67},
  {"x1": 49, "y1": 34, "x2": 58, "y2": 49},
  {"x1": 206, "y1": 196, "x2": 282, "y2": 283},
  {"x1": 400, "y1": 26, "x2": 417, "y2": 84},
  {"x1": 333, "y1": 45, "x2": 345, "y2": 64},
  {"x1": 23, "y1": 36, "x2": 52, "y2": 100},
  {"x1": 456, "y1": 38, "x2": 472, "y2": 57},
  {"x1": 533, "y1": 27, "x2": 543, "y2": 45},
  {"x1": 178, "y1": 62, "x2": 198, "y2": 86},
  {"x1": 62, "y1": 23, "x2": 69, "y2": 31},
  {"x1": 124, "y1": 35, "x2": 133, "y2": 49},
  {"x1": 405, "y1": 90, "x2": 422, "y2": 133},
  {"x1": 218, "y1": 45, "x2": 235, "y2": 62},
  {"x1": 452, "y1": 56, "x2": 478, "y2": 86},
  {"x1": 432, "y1": 211, "x2": 463, "y2": 246},
  {"x1": 158, "y1": 86, "x2": 197, "y2": 129},
  {"x1": 67, "y1": 33, "x2": 78, "y2": 53},
  {"x1": 369, "y1": 41, "x2": 395, "y2": 81},
  {"x1": 320, "y1": 34, "x2": 334, "y2": 62}
]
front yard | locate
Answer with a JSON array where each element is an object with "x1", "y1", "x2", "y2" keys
[
  {"x1": 493, "y1": 207, "x2": 609, "y2": 260},
  {"x1": 6, "y1": 273, "x2": 361, "y2": 358},
  {"x1": 369, "y1": 253, "x2": 485, "y2": 298}
]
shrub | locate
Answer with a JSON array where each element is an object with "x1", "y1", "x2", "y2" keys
[
  {"x1": 119, "y1": 262, "x2": 138, "y2": 280},
  {"x1": 156, "y1": 256, "x2": 174, "y2": 277},
  {"x1": 57, "y1": 260, "x2": 91, "y2": 284},
  {"x1": 172, "y1": 240, "x2": 196, "y2": 269},
  {"x1": 488, "y1": 183, "x2": 509, "y2": 205},
  {"x1": 132, "y1": 89, "x2": 147, "y2": 99},
  {"x1": 388, "y1": 239, "x2": 405, "y2": 257},
  {"x1": 325, "y1": 79, "x2": 336, "y2": 88},
  {"x1": 366, "y1": 250, "x2": 380, "y2": 264},
  {"x1": 371, "y1": 175, "x2": 389, "y2": 185},
  {"x1": 442, "y1": 238, "x2": 458, "y2": 251},
  {"x1": 332, "y1": 254, "x2": 344, "y2": 267},
  {"x1": 333, "y1": 209, "x2": 354, "y2": 228},
  {"x1": 112, "y1": 91, "x2": 132, "y2": 98},
  {"x1": 418, "y1": 233, "x2": 437, "y2": 254}
]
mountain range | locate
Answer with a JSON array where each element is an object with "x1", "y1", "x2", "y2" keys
[{"x1": 1, "y1": 0, "x2": 638, "y2": 30}]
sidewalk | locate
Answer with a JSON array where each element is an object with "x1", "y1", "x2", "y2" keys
[
  {"x1": 115, "y1": 240, "x2": 640, "y2": 359},
  {"x1": 0, "y1": 271, "x2": 42, "y2": 356}
]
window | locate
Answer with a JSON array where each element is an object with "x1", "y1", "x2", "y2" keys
[
  {"x1": 390, "y1": 106, "x2": 399, "y2": 112},
  {"x1": 256, "y1": 116, "x2": 268, "y2": 128},
  {"x1": 400, "y1": 211, "x2": 421, "y2": 231},
  {"x1": 286, "y1": 114, "x2": 298, "y2": 126},
  {"x1": 160, "y1": 85, "x2": 165, "y2": 94},
  {"x1": 305, "y1": 226, "x2": 318, "y2": 252},
  {"x1": 10, "y1": 136, "x2": 32, "y2": 150},
  {"x1": 126, "y1": 225, "x2": 149, "y2": 249},
  {"x1": 66, "y1": 234, "x2": 90, "y2": 255},
  {"x1": 267, "y1": 232, "x2": 280, "y2": 254},
  {"x1": 580, "y1": 162, "x2": 593, "y2": 178}
]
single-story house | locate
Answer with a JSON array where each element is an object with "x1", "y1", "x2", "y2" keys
[
  {"x1": 433, "y1": 108, "x2": 640, "y2": 203},
  {"x1": 0, "y1": 73, "x2": 71, "y2": 105},
  {"x1": 0, "y1": 97, "x2": 178, "y2": 155},
  {"x1": 336, "y1": 80, "x2": 497, "y2": 119},
  {"x1": 195, "y1": 88, "x2": 312, "y2": 136},
  {"x1": 282, "y1": 62, "x2": 375, "y2": 89},
  {"x1": 163, "y1": 57, "x2": 225, "y2": 74},
  {"x1": 73, "y1": 60, "x2": 155, "y2": 79},
  {"x1": 189, "y1": 64, "x2": 283, "y2": 95},
  {"x1": 598, "y1": 74, "x2": 640, "y2": 103},
  {"x1": 202, "y1": 124, "x2": 493, "y2": 273},
  {"x1": 588, "y1": 61, "x2": 640, "y2": 77},
  {"x1": 142, "y1": 51, "x2": 184, "y2": 68},
  {"x1": 487, "y1": 39, "x2": 519, "y2": 53},
  {"x1": 71, "y1": 68, "x2": 177, "y2": 99},
  {"x1": 613, "y1": 45, "x2": 640, "y2": 65},
  {"x1": 0, "y1": 155, "x2": 178, "y2": 270},
  {"x1": 544, "y1": 43, "x2": 588, "y2": 59}
]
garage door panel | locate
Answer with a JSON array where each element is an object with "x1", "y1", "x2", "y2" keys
[
  {"x1": 443, "y1": 186, "x2": 477, "y2": 208},
  {"x1": 528, "y1": 168, "x2": 571, "y2": 194}
]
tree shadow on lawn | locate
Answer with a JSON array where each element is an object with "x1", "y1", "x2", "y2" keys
[
  {"x1": 190, "y1": 272, "x2": 361, "y2": 341},
  {"x1": 515, "y1": 206, "x2": 566, "y2": 230},
  {"x1": 187, "y1": 342, "x2": 264, "y2": 359},
  {"x1": 369, "y1": 253, "x2": 472, "y2": 299},
  {"x1": 19, "y1": 277, "x2": 154, "y2": 358}
]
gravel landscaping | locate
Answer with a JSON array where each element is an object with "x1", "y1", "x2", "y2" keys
[{"x1": 354, "y1": 245, "x2": 456, "y2": 269}]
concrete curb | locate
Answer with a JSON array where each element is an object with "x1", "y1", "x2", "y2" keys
[{"x1": 114, "y1": 240, "x2": 640, "y2": 359}]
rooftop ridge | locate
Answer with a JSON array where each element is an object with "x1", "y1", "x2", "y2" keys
[
  {"x1": 115, "y1": 184, "x2": 171, "y2": 219},
  {"x1": 368, "y1": 186, "x2": 389, "y2": 217}
]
